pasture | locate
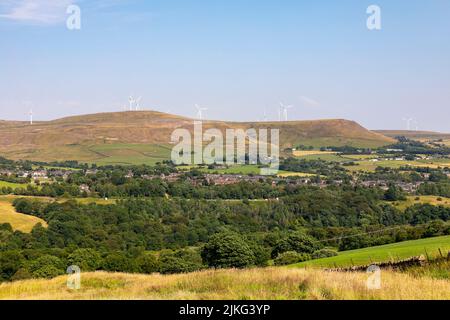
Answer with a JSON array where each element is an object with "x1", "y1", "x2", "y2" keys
[
  {"x1": 0, "y1": 181, "x2": 28, "y2": 189},
  {"x1": 343, "y1": 159, "x2": 446, "y2": 172},
  {"x1": 86, "y1": 143, "x2": 172, "y2": 166},
  {"x1": 290, "y1": 236, "x2": 450, "y2": 268}
]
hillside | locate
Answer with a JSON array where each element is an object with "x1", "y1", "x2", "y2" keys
[
  {"x1": 290, "y1": 235, "x2": 450, "y2": 268},
  {"x1": 375, "y1": 130, "x2": 450, "y2": 141},
  {"x1": 0, "y1": 111, "x2": 394, "y2": 164}
]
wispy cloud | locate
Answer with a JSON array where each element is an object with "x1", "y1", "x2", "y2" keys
[
  {"x1": 299, "y1": 96, "x2": 320, "y2": 107},
  {"x1": 0, "y1": 0, "x2": 76, "y2": 25}
]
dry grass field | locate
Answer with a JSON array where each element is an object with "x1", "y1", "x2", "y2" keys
[
  {"x1": 391, "y1": 196, "x2": 450, "y2": 211},
  {"x1": 292, "y1": 150, "x2": 337, "y2": 157},
  {"x1": 0, "y1": 200, "x2": 47, "y2": 232},
  {"x1": 0, "y1": 267, "x2": 449, "y2": 300}
]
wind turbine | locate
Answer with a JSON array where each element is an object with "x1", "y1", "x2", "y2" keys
[
  {"x1": 128, "y1": 96, "x2": 136, "y2": 111},
  {"x1": 263, "y1": 108, "x2": 268, "y2": 122},
  {"x1": 279, "y1": 102, "x2": 293, "y2": 121},
  {"x1": 28, "y1": 109, "x2": 33, "y2": 125},
  {"x1": 135, "y1": 96, "x2": 142, "y2": 111},
  {"x1": 195, "y1": 104, "x2": 207, "y2": 120},
  {"x1": 402, "y1": 117, "x2": 413, "y2": 130}
]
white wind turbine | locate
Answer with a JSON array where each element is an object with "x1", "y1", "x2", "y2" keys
[
  {"x1": 413, "y1": 119, "x2": 419, "y2": 131},
  {"x1": 135, "y1": 96, "x2": 142, "y2": 111},
  {"x1": 28, "y1": 109, "x2": 33, "y2": 125},
  {"x1": 402, "y1": 117, "x2": 413, "y2": 130},
  {"x1": 279, "y1": 102, "x2": 293, "y2": 121},
  {"x1": 195, "y1": 104, "x2": 207, "y2": 120},
  {"x1": 128, "y1": 96, "x2": 136, "y2": 111}
]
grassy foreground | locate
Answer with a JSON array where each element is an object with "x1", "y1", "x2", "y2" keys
[
  {"x1": 0, "y1": 267, "x2": 449, "y2": 300},
  {"x1": 291, "y1": 236, "x2": 450, "y2": 268}
]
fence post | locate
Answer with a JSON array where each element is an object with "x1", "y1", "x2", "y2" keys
[
  {"x1": 438, "y1": 248, "x2": 443, "y2": 259},
  {"x1": 424, "y1": 248, "x2": 430, "y2": 261},
  {"x1": 447, "y1": 251, "x2": 450, "y2": 262}
]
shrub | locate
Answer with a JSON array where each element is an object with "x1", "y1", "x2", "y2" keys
[
  {"x1": 11, "y1": 268, "x2": 32, "y2": 281},
  {"x1": 274, "y1": 251, "x2": 311, "y2": 266},
  {"x1": 31, "y1": 265, "x2": 63, "y2": 279},
  {"x1": 311, "y1": 249, "x2": 338, "y2": 259},
  {"x1": 271, "y1": 232, "x2": 321, "y2": 258},
  {"x1": 159, "y1": 249, "x2": 203, "y2": 274}
]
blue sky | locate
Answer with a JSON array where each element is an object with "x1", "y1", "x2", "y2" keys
[{"x1": 0, "y1": 0, "x2": 449, "y2": 131}]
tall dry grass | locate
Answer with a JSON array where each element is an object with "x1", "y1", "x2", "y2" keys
[{"x1": 0, "y1": 267, "x2": 449, "y2": 300}]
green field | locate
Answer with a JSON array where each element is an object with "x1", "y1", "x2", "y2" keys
[
  {"x1": 198, "y1": 164, "x2": 262, "y2": 175},
  {"x1": 344, "y1": 157, "x2": 450, "y2": 172},
  {"x1": 291, "y1": 236, "x2": 450, "y2": 268},
  {"x1": 32, "y1": 165, "x2": 81, "y2": 171},
  {"x1": 345, "y1": 160, "x2": 433, "y2": 172},
  {"x1": 74, "y1": 197, "x2": 118, "y2": 205},
  {"x1": 196, "y1": 164, "x2": 314, "y2": 177},
  {"x1": 343, "y1": 154, "x2": 379, "y2": 160},
  {"x1": 86, "y1": 143, "x2": 172, "y2": 166},
  {"x1": 296, "y1": 154, "x2": 352, "y2": 162},
  {"x1": 0, "y1": 180, "x2": 29, "y2": 189},
  {"x1": 288, "y1": 137, "x2": 392, "y2": 149}
]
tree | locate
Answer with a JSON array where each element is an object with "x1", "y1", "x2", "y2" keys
[
  {"x1": 159, "y1": 249, "x2": 203, "y2": 274},
  {"x1": 29, "y1": 255, "x2": 65, "y2": 279},
  {"x1": 136, "y1": 253, "x2": 160, "y2": 274},
  {"x1": 248, "y1": 243, "x2": 270, "y2": 267},
  {"x1": 0, "y1": 251, "x2": 23, "y2": 281},
  {"x1": 271, "y1": 232, "x2": 321, "y2": 258},
  {"x1": 384, "y1": 184, "x2": 406, "y2": 201},
  {"x1": 68, "y1": 248, "x2": 102, "y2": 272},
  {"x1": 102, "y1": 252, "x2": 136, "y2": 273},
  {"x1": 201, "y1": 232, "x2": 256, "y2": 268}
]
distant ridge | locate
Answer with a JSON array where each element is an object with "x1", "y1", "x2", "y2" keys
[
  {"x1": 375, "y1": 130, "x2": 450, "y2": 140},
  {"x1": 0, "y1": 111, "x2": 395, "y2": 163}
]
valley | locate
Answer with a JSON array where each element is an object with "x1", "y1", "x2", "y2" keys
[{"x1": 0, "y1": 112, "x2": 449, "y2": 300}]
